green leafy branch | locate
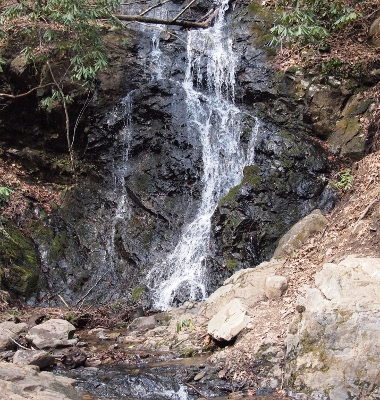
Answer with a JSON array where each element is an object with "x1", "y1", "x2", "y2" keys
[
  {"x1": 269, "y1": 0, "x2": 361, "y2": 47},
  {"x1": 0, "y1": 186, "x2": 14, "y2": 203},
  {"x1": 0, "y1": 0, "x2": 122, "y2": 176},
  {"x1": 330, "y1": 169, "x2": 353, "y2": 192}
]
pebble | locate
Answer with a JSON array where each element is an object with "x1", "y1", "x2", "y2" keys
[
  {"x1": 218, "y1": 369, "x2": 227, "y2": 379},
  {"x1": 193, "y1": 371, "x2": 206, "y2": 381},
  {"x1": 228, "y1": 392, "x2": 243, "y2": 399},
  {"x1": 296, "y1": 305, "x2": 306, "y2": 313},
  {"x1": 85, "y1": 359, "x2": 101, "y2": 367}
]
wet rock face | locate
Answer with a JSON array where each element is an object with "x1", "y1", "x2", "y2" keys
[
  {"x1": 0, "y1": 220, "x2": 40, "y2": 298},
  {"x1": 48, "y1": 76, "x2": 204, "y2": 304},
  {"x1": 211, "y1": 127, "x2": 336, "y2": 271},
  {"x1": 205, "y1": 0, "x2": 337, "y2": 274},
  {"x1": 0, "y1": 0, "x2": 339, "y2": 304}
]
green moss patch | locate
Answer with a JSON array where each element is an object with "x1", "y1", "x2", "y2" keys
[
  {"x1": 226, "y1": 259, "x2": 238, "y2": 272},
  {"x1": 218, "y1": 165, "x2": 261, "y2": 207},
  {"x1": 131, "y1": 285, "x2": 145, "y2": 302},
  {"x1": 242, "y1": 165, "x2": 261, "y2": 187},
  {"x1": 0, "y1": 219, "x2": 40, "y2": 297}
]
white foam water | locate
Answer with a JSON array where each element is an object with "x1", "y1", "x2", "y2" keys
[{"x1": 146, "y1": 0, "x2": 260, "y2": 310}]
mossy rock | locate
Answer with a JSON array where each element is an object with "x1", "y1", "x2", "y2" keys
[
  {"x1": 131, "y1": 285, "x2": 146, "y2": 302},
  {"x1": 218, "y1": 183, "x2": 241, "y2": 207},
  {"x1": 226, "y1": 259, "x2": 238, "y2": 272},
  {"x1": 0, "y1": 219, "x2": 40, "y2": 297},
  {"x1": 247, "y1": 0, "x2": 276, "y2": 55},
  {"x1": 242, "y1": 165, "x2": 261, "y2": 187},
  {"x1": 218, "y1": 165, "x2": 261, "y2": 207},
  {"x1": 28, "y1": 220, "x2": 69, "y2": 263}
]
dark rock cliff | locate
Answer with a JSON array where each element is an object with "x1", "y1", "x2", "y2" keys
[{"x1": 1, "y1": 0, "x2": 377, "y2": 306}]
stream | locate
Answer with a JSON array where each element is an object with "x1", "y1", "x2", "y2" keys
[{"x1": 54, "y1": 355, "x2": 283, "y2": 400}]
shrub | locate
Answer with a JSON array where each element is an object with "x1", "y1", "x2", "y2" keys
[{"x1": 269, "y1": 0, "x2": 360, "y2": 47}]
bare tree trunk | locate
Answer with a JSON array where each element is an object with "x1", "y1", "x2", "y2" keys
[{"x1": 114, "y1": 12, "x2": 216, "y2": 28}]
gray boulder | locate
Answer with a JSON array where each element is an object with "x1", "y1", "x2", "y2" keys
[
  {"x1": 129, "y1": 315, "x2": 157, "y2": 331},
  {"x1": 265, "y1": 275, "x2": 288, "y2": 299},
  {"x1": 286, "y1": 255, "x2": 380, "y2": 399},
  {"x1": 207, "y1": 298, "x2": 251, "y2": 342},
  {"x1": 368, "y1": 16, "x2": 380, "y2": 47},
  {"x1": 13, "y1": 349, "x2": 55, "y2": 369},
  {"x1": 26, "y1": 319, "x2": 77, "y2": 349},
  {"x1": 273, "y1": 209, "x2": 328, "y2": 259},
  {"x1": 0, "y1": 322, "x2": 28, "y2": 351},
  {"x1": 202, "y1": 260, "x2": 282, "y2": 317},
  {"x1": 0, "y1": 361, "x2": 81, "y2": 399}
]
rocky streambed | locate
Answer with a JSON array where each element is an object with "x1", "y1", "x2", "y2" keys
[{"x1": 3, "y1": 207, "x2": 380, "y2": 399}]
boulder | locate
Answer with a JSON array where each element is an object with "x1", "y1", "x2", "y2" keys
[
  {"x1": 129, "y1": 315, "x2": 158, "y2": 331},
  {"x1": 0, "y1": 321, "x2": 28, "y2": 335},
  {"x1": 202, "y1": 260, "x2": 281, "y2": 317},
  {"x1": 61, "y1": 347, "x2": 87, "y2": 369},
  {"x1": 13, "y1": 349, "x2": 55, "y2": 369},
  {"x1": 0, "y1": 361, "x2": 81, "y2": 399},
  {"x1": 0, "y1": 322, "x2": 28, "y2": 351},
  {"x1": 273, "y1": 209, "x2": 328, "y2": 259},
  {"x1": 286, "y1": 255, "x2": 380, "y2": 398},
  {"x1": 26, "y1": 319, "x2": 77, "y2": 349},
  {"x1": 0, "y1": 330, "x2": 16, "y2": 351},
  {"x1": 265, "y1": 275, "x2": 288, "y2": 299},
  {"x1": 207, "y1": 298, "x2": 251, "y2": 342}
]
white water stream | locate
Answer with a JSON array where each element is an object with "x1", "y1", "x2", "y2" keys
[{"x1": 146, "y1": 0, "x2": 259, "y2": 309}]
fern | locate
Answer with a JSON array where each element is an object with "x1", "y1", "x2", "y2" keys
[
  {"x1": 270, "y1": 0, "x2": 361, "y2": 47},
  {"x1": 0, "y1": 186, "x2": 14, "y2": 202}
]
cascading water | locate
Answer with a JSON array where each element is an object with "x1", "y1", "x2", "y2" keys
[
  {"x1": 146, "y1": 0, "x2": 259, "y2": 310},
  {"x1": 100, "y1": 94, "x2": 134, "y2": 283}
]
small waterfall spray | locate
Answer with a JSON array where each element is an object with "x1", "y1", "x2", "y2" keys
[
  {"x1": 103, "y1": 93, "x2": 134, "y2": 272},
  {"x1": 146, "y1": 0, "x2": 260, "y2": 309},
  {"x1": 151, "y1": 32, "x2": 165, "y2": 79}
]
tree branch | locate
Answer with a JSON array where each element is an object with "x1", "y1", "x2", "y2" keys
[
  {"x1": 184, "y1": 382, "x2": 209, "y2": 399},
  {"x1": 46, "y1": 60, "x2": 76, "y2": 177},
  {"x1": 0, "y1": 83, "x2": 55, "y2": 99},
  {"x1": 114, "y1": 14, "x2": 211, "y2": 28},
  {"x1": 170, "y1": 0, "x2": 198, "y2": 23},
  {"x1": 139, "y1": 0, "x2": 170, "y2": 17}
]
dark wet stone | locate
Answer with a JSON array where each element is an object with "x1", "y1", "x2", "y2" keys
[{"x1": 61, "y1": 347, "x2": 87, "y2": 369}]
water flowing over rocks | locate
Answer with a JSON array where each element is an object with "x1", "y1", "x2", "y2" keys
[{"x1": 1, "y1": 0, "x2": 380, "y2": 397}]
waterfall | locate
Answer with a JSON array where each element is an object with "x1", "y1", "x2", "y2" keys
[
  {"x1": 146, "y1": 0, "x2": 259, "y2": 310},
  {"x1": 103, "y1": 94, "x2": 134, "y2": 277}
]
